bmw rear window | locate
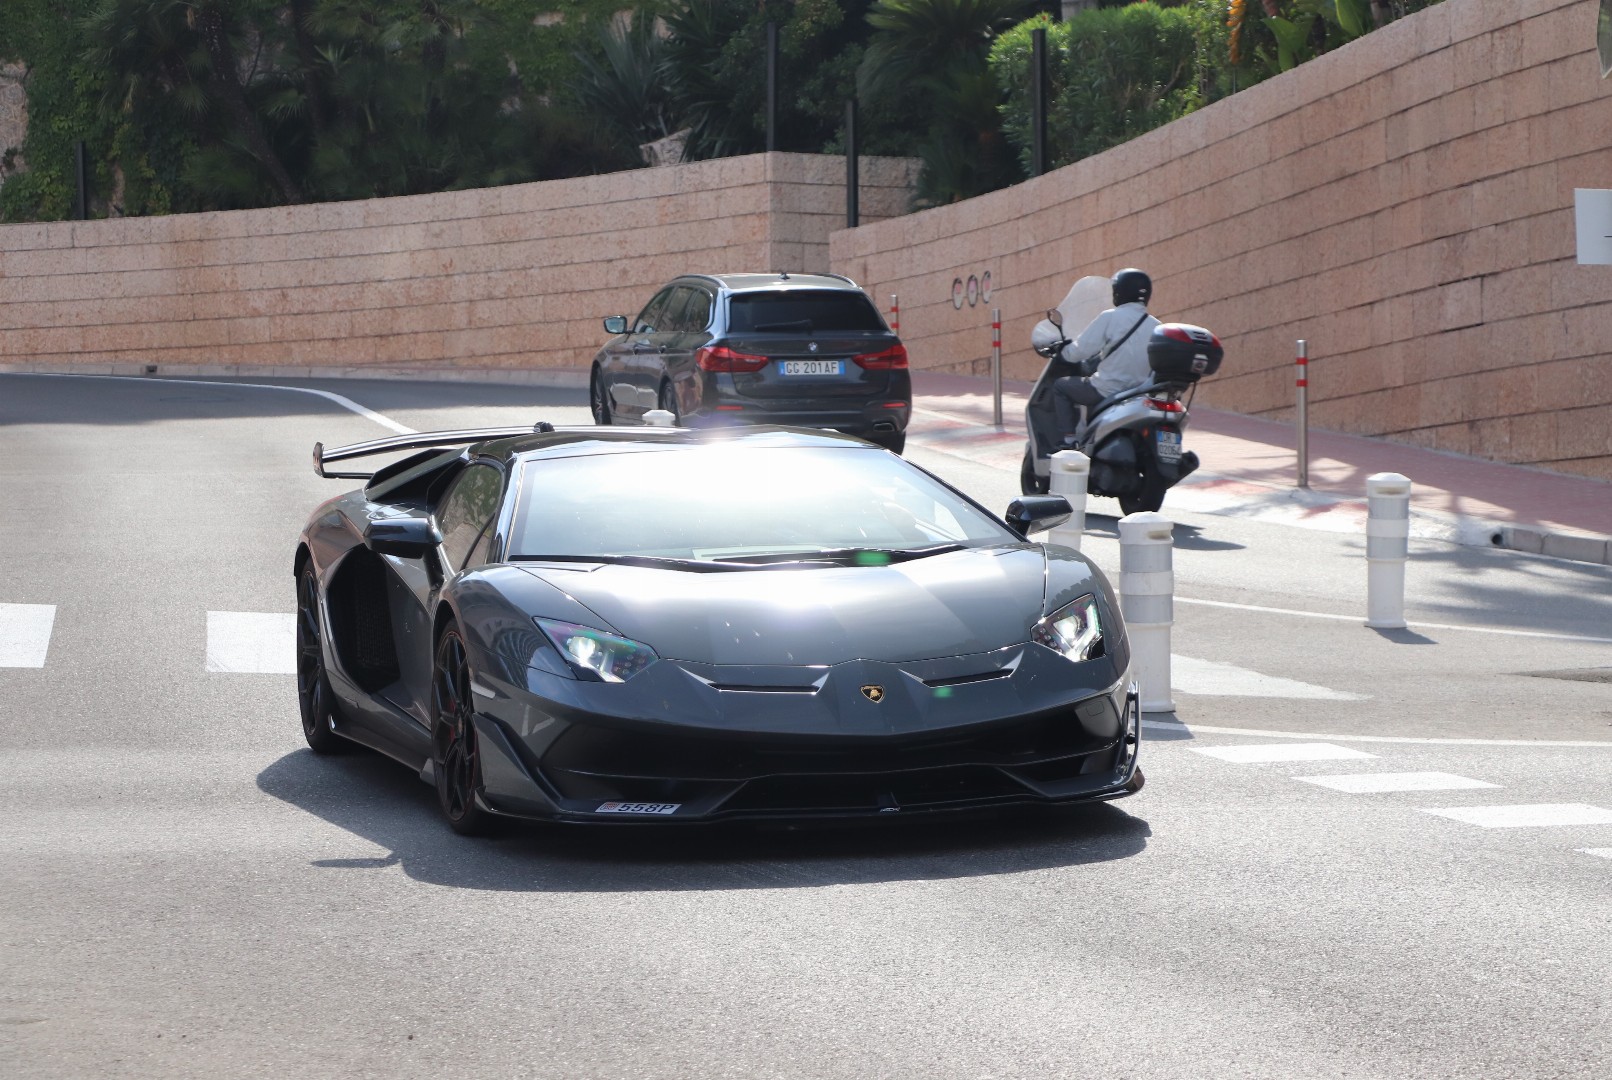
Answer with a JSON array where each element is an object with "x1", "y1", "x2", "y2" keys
[{"x1": 726, "y1": 291, "x2": 886, "y2": 334}]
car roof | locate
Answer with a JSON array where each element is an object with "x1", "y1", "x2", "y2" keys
[
  {"x1": 677, "y1": 273, "x2": 862, "y2": 293},
  {"x1": 476, "y1": 425, "x2": 878, "y2": 465}
]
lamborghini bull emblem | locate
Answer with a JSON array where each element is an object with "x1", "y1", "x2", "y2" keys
[{"x1": 860, "y1": 685, "x2": 885, "y2": 703}]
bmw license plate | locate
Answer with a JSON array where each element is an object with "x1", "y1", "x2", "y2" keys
[
  {"x1": 1156, "y1": 430, "x2": 1182, "y2": 463},
  {"x1": 780, "y1": 360, "x2": 843, "y2": 376}
]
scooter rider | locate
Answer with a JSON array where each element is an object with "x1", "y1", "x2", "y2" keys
[{"x1": 1052, "y1": 269, "x2": 1159, "y2": 446}]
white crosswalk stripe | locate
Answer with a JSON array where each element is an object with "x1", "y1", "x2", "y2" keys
[
  {"x1": 1294, "y1": 772, "x2": 1499, "y2": 794},
  {"x1": 0, "y1": 603, "x2": 56, "y2": 668},
  {"x1": 1580, "y1": 849, "x2": 1612, "y2": 859},
  {"x1": 1419, "y1": 804, "x2": 1612, "y2": 829},
  {"x1": 205, "y1": 611, "x2": 296, "y2": 674},
  {"x1": 1190, "y1": 742, "x2": 1376, "y2": 763},
  {"x1": 1171, "y1": 655, "x2": 1366, "y2": 701}
]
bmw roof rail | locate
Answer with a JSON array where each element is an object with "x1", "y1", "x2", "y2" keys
[{"x1": 314, "y1": 423, "x2": 556, "y2": 478}]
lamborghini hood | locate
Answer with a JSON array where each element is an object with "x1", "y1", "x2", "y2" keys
[{"x1": 518, "y1": 545, "x2": 1064, "y2": 666}]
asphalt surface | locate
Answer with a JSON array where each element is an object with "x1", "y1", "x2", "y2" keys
[{"x1": 3, "y1": 373, "x2": 1610, "y2": 1079}]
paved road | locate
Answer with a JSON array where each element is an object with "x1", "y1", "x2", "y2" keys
[{"x1": 3, "y1": 374, "x2": 1610, "y2": 1079}]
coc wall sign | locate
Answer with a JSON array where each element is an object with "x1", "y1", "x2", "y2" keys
[{"x1": 950, "y1": 270, "x2": 995, "y2": 309}]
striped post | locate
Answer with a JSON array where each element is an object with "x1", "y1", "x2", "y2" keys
[
  {"x1": 991, "y1": 308, "x2": 1003, "y2": 428},
  {"x1": 1118, "y1": 511, "x2": 1175, "y2": 713},
  {"x1": 1296, "y1": 339, "x2": 1310, "y2": 489},
  {"x1": 1365, "y1": 473, "x2": 1412, "y2": 629},
  {"x1": 889, "y1": 295, "x2": 899, "y2": 334}
]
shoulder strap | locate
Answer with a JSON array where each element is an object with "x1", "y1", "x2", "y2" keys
[{"x1": 1097, "y1": 312, "x2": 1150, "y2": 362}]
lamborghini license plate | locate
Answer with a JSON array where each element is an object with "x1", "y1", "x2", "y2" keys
[{"x1": 595, "y1": 801, "x2": 680, "y2": 815}]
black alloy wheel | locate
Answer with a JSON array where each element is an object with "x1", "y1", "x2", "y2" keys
[
  {"x1": 431, "y1": 623, "x2": 493, "y2": 835},
  {"x1": 656, "y1": 380, "x2": 681, "y2": 424},
  {"x1": 296, "y1": 565, "x2": 346, "y2": 754},
  {"x1": 590, "y1": 366, "x2": 612, "y2": 425}
]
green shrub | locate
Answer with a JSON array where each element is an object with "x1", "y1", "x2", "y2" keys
[{"x1": 991, "y1": 2, "x2": 1217, "y2": 176}]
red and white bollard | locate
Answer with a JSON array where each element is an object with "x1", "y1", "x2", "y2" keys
[
  {"x1": 889, "y1": 294, "x2": 899, "y2": 334},
  {"x1": 1119, "y1": 511, "x2": 1176, "y2": 713},
  {"x1": 1048, "y1": 450, "x2": 1090, "y2": 550},
  {"x1": 1296, "y1": 339, "x2": 1310, "y2": 489},
  {"x1": 991, "y1": 308, "x2": 1003, "y2": 428}
]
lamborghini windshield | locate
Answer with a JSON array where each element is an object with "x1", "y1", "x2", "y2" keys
[{"x1": 508, "y1": 445, "x2": 1016, "y2": 562}]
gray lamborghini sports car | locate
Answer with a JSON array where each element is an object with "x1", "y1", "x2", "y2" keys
[{"x1": 295, "y1": 424, "x2": 1142, "y2": 834}]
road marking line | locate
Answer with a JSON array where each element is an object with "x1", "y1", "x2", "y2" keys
[
  {"x1": 1172, "y1": 654, "x2": 1366, "y2": 700},
  {"x1": 24, "y1": 373, "x2": 416, "y2": 434},
  {"x1": 1175, "y1": 596, "x2": 1612, "y2": 646},
  {"x1": 1144, "y1": 719, "x2": 1612, "y2": 748},
  {"x1": 205, "y1": 612, "x2": 297, "y2": 674},
  {"x1": 1295, "y1": 772, "x2": 1499, "y2": 793},
  {"x1": 0, "y1": 603, "x2": 56, "y2": 667},
  {"x1": 1580, "y1": 848, "x2": 1612, "y2": 858},
  {"x1": 1420, "y1": 804, "x2": 1612, "y2": 828},
  {"x1": 1190, "y1": 742, "x2": 1377, "y2": 763}
]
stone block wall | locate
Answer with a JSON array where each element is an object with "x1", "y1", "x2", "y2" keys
[
  {"x1": 831, "y1": 0, "x2": 1612, "y2": 481},
  {"x1": 0, "y1": 153, "x2": 917, "y2": 379}
]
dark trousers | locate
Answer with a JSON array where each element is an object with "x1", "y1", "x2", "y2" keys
[{"x1": 1052, "y1": 376, "x2": 1106, "y2": 439}]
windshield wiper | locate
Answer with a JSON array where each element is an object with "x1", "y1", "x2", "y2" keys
[
  {"x1": 718, "y1": 543, "x2": 965, "y2": 565},
  {"x1": 749, "y1": 319, "x2": 814, "y2": 333}
]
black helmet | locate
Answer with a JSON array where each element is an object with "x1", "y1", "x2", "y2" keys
[{"x1": 1111, "y1": 268, "x2": 1151, "y2": 307}]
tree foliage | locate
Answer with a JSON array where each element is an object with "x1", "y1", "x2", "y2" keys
[{"x1": 0, "y1": 0, "x2": 1448, "y2": 222}]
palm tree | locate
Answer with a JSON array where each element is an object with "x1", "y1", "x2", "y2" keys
[{"x1": 859, "y1": 0, "x2": 1031, "y2": 203}]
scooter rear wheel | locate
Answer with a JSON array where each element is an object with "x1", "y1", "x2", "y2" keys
[
  {"x1": 1020, "y1": 450, "x2": 1049, "y2": 496},
  {"x1": 1118, "y1": 472, "x2": 1167, "y2": 515}
]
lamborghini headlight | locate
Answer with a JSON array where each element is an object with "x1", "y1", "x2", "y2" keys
[
  {"x1": 534, "y1": 618, "x2": 658, "y2": 683},
  {"x1": 1032, "y1": 594, "x2": 1105, "y2": 663}
]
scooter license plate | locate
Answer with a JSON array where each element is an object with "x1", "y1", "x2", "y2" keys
[{"x1": 1155, "y1": 430, "x2": 1182, "y2": 463}]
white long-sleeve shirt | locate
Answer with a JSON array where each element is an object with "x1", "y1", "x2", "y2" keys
[{"x1": 1061, "y1": 302, "x2": 1158, "y2": 397}]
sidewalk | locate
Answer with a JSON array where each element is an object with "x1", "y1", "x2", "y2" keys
[{"x1": 908, "y1": 371, "x2": 1612, "y2": 566}]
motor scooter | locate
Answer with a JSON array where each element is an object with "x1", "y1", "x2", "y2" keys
[{"x1": 1020, "y1": 276, "x2": 1223, "y2": 514}]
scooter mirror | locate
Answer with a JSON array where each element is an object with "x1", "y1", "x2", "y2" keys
[{"x1": 1046, "y1": 308, "x2": 1063, "y2": 329}]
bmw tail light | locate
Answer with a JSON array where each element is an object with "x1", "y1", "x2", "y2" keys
[
  {"x1": 696, "y1": 346, "x2": 769, "y2": 373},
  {"x1": 852, "y1": 344, "x2": 908, "y2": 370}
]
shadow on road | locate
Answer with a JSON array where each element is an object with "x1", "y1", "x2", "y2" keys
[
  {"x1": 1081, "y1": 514, "x2": 1245, "y2": 552},
  {"x1": 257, "y1": 748, "x2": 1151, "y2": 893}
]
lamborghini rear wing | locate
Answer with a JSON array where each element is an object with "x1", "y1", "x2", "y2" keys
[{"x1": 313, "y1": 423, "x2": 556, "y2": 479}]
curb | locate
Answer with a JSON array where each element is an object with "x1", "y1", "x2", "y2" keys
[
  {"x1": 901, "y1": 417, "x2": 1612, "y2": 569},
  {"x1": 1491, "y1": 525, "x2": 1612, "y2": 566},
  {"x1": 0, "y1": 360, "x2": 591, "y2": 389}
]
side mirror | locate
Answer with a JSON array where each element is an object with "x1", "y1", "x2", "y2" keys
[
  {"x1": 603, "y1": 315, "x2": 629, "y2": 335},
  {"x1": 1004, "y1": 496, "x2": 1072, "y2": 538},
  {"x1": 1046, "y1": 308, "x2": 1063, "y2": 329},
  {"x1": 364, "y1": 517, "x2": 443, "y2": 559}
]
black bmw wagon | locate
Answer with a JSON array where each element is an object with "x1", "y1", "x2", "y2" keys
[{"x1": 589, "y1": 273, "x2": 912, "y2": 453}]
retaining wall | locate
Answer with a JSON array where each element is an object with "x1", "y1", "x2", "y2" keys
[
  {"x1": 831, "y1": 0, "x2": 1612, "y2": 480},
  {"x1": 0, "y1": 153, "x2": 916, "y2": 380}
]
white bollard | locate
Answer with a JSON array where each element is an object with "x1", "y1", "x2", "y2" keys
[
  {"x1": 1047, "y1": 450, "x2": 1090, "y2": 550},
  {"x1": 643, "y1": 409, "x2": 676, "y2": 428},
  {"x1": 1365, "y1": 472, "x2": 1412, "y2": 629},
  {"x1": 1118, "y1": 511, "x2": 1175, "y2": 713}
]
